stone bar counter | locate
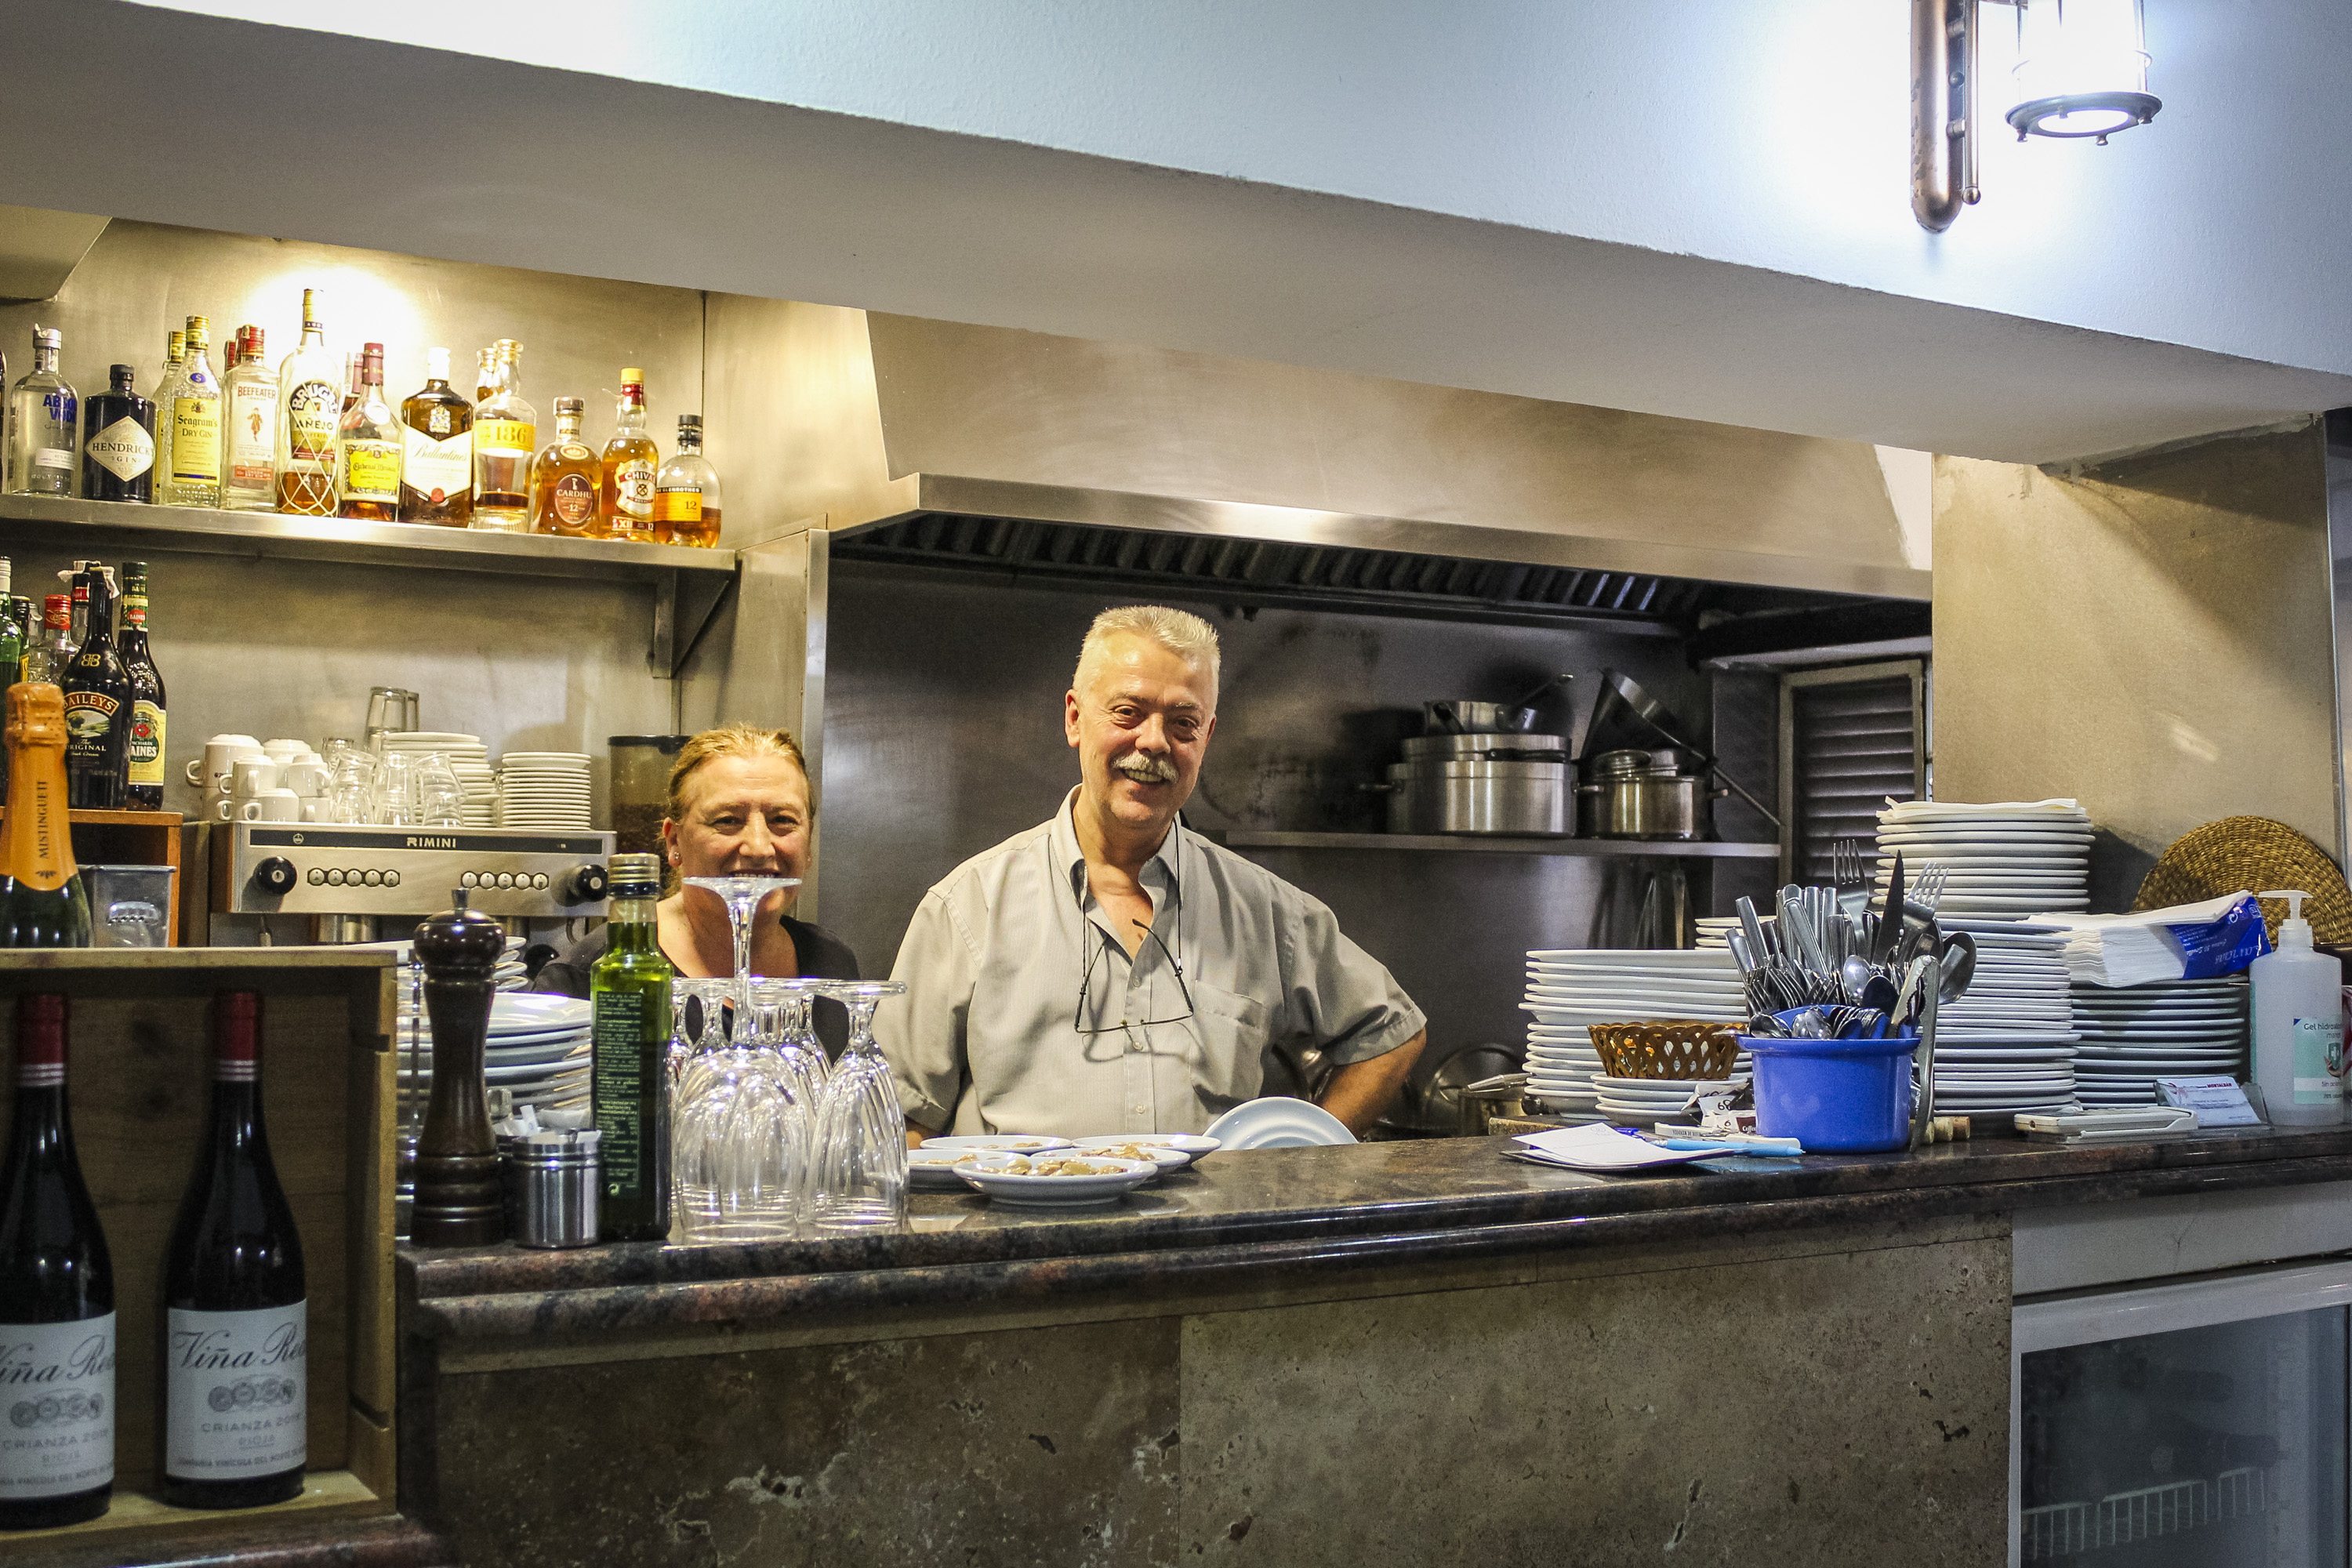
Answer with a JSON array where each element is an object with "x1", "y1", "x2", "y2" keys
[{"x1": 377, "y1": 1125, "x2": 2352, "y2": 1568}]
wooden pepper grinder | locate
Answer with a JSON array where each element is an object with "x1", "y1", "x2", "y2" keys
[{"x1": 411, "y1": 889, "x2": 509, "y2": 1247}]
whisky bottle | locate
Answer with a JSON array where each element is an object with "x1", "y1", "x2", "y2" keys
[
  {"x1": 336, "y1": 343, "x2": 399, "y2": 522},
  {"x1": 470, "y1": 339, "x2": 535, "y2": 533},
  {"x1": 396, "y1": 347, "x2": 473, "y2": 526},
  {"x1": 598, "y1": 371, "x2": 658, "y2": 543},
  {"x1": 591, "y1": 854, "x2": 673, "y2": 1240},
  {"x1": 274, "y1": 291, "x2": 338, "y2": 516},
  {"x1": 82, "y1": 366, "x2": 154, "y2": 503},
  {"x1": 528, "y1": 397, "x2": 599, "y2": 537},
  {"x1": 4, "y1": 327, "x2": 78, "y2": 498},
  {"x1": 652, "y1": 414, "x2": 722, "y2": 547},
  {"x1": 119, "y1": 563, "x2": 166, "y2": 811},
  {"x1": 158, "y1": 317, "x2": 223, "y2": 509},
  {"x1": 221, "y1": 326, "x2": 280, "y2": 511}
]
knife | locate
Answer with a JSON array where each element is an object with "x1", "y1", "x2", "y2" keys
[{"x1": 1875, "y1": 851, "x2": 1905, "y2": 966}]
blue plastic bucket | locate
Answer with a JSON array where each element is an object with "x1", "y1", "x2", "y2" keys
[{"x1": 1742, "y1": 1030, "x2": 1918, "y2": 1153}]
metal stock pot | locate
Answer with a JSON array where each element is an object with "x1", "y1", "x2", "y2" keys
[
  {"x1": 1577, "y1": 748, "x2": 1708, "y2": 840},
  {"x1": 1383, "y1": 734, "x2": 1573, "y2": 837}
]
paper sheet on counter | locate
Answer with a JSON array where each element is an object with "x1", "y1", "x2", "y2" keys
[{"x1": 1510, "y1": 1124, "x2": 1738, "y2": 1172}]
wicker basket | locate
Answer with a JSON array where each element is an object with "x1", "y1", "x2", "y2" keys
[
  {"x1": 2134, "y1": 815, "x2": 2352, "y2": 947},
  {"x1": 1586, "y1": 1020, "x2": 1743, "y2": 1081}
]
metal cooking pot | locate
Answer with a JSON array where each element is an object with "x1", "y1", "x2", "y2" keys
[
  {"x1": 1384, "y1": 758, "x2": 1572, "y2": 836},
  {"x1": 1578, "y1": 750, "x2": 1708, "y2": 840},
  {"x1": 1421, "y1": 673, "x2": 1574, "y2": 736}
]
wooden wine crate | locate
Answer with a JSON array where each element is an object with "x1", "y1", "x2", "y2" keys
[
  {"x1": 0, "y1": 810, "x2": 186, "y2": 946},
  {"x1": 0, "y1": 949, "x2": 396, "y2": 1555}
]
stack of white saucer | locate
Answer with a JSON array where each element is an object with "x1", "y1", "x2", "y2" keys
[
  {"x1": 1929, "y1": 918, "x2": 2082, "y2": 1115},
  {"x1": 1873, "y1": 799, "x2": 2093, "y2": 919},
  {"x1": 379, "y1": 731, "x2": 495, "y2": 826},
  {"x1": 2070, "y1": 978, "x2": 2250, "y2": 1104},
  {"x1": 495, "y1": 751, "x2": 593, "y2": 829},
  {"x1": 400, "y1": 992, "x2": 591, "y2": 1111},
  {"x1": 1520, "y1": 949, "x2": 1746, "y2": 1124}
]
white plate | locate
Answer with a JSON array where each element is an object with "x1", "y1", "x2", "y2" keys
[
  {"x1": 956, "y1": 1156, "x2": 1161, "y2": 1208},
  {"x1": 1070, "y1": 1136, "x2": 1194, "y2": 1169},
  {"x1": 906, "y1": 1147, "x2": 978, "y2": 1189},
  {"x1": 485, "y1": 994, "x2": 591, "y2": 1029},
  {"x1": 1526, "y1": 949, "x2": 1736, "y2": 966},
  {"x1": 1204, "y1": 1098, "x2": 1357, "y2": 1149},
  {"x1": 922, "y1": 1134, "x2": 1076, "y2": 1152}
]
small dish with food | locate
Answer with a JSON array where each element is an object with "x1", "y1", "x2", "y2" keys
[{"x1": 954, "y1": 1152, "x2": 1161, "y2": 1208}]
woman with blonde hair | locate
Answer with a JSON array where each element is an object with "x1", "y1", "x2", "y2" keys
[{"x1": 532, "y1": 724, "x2": 860, "y2": 1033}]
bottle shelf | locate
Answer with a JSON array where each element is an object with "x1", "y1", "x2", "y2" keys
[
  {"x1": 0, "y1": 494, "x2": 736, "y2": 584},
  {"x1": 1202, "y1": 828, "x2": 1780, "y2": 858}
]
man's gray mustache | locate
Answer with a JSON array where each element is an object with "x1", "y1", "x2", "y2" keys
[{"x1": 1114, "y1": 756, "x2": 1178, "y2": 783}]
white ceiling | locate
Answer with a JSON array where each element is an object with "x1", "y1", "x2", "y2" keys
[{"x1": 5, "y1": 1, "x2": 2347, "y2": 465}]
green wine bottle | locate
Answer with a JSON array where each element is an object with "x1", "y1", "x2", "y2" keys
[
  {"x1": 0, "y1": 683, "x2": 93, "y2": 947},
  {"x1": 590, "y1": 852, "x2": 671, "y2": 1240}
]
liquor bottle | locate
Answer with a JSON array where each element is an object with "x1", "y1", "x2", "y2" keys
[
  {"x1": 118, "y1": 564, "x2": 165, "y2": 811},
  {"x1": 0, "y1": 683, "x2": 93, "y2": 947},
  {"x1": 220, "y1": 326, "x2": 280, "y2": 512},
  {"x1": 60, "y1": 569, "x2": 128, "y2": 811},
  {"x1": 652, "y1": 414, "x2": 722, "y2": 547},
  {"x1": 21, "y1": 597, "x2": 72, "y2": 686},
  {"x1": 274, "y1": 292, "x2": 338, "y2": 516},
  {"x1": 4, "y1": 327, "x2": 78, "y2": 498},
  {"x1": 529, "y1": 396, "x2": 599, "y2": 537},
  {"x1": 591, "y1": 853, "x2": 673, "y2": 1240},
  {"x1": 150, "y1": 331, "x2": 186, "y2": 495},
  {"x1": 336, "y1": 343, "x2": 399, "y2": 523},
  {"x1": 82, "y1": 365, "x2": 154, "y2": 504},
  {"x1": 473, "y1": 347, "x2": 495, "y2": 405},
  {"x1": 338, "y1": 353, "x2": 360, "y2": 418},
  {"x1": 160, "y1": 992, "x2": 307, "y2": 1510},
  {"x1": 396, "y1": 347, "x2": 473, "y2": 526},
  {"x1": 469, "y1": 339, "x2": 535, "y2": 534},
  {"x1": 0, "y1": 993, "x2": 114, "y2": 1528},
  {"x1": 158, "y1": 318, "x2": 223, "y2": 509},
  {"x1": 598, "y1": 370, "x2": 659, "y2": 543}
]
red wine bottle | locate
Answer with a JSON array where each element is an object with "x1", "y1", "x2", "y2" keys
[
  {"x1": 0, "y1": 994, "x2": 114, "y2": 1530},
  {"x1": 159, "y1": 993, "x2": 305, "y2": 1509}
]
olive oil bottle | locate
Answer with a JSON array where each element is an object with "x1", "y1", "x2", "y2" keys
[{"x1": 590, "y1": 854, "x2": 673, "y2": 1240}]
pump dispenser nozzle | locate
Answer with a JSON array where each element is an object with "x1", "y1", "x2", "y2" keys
[{"x1": 2260, "y1": 889, "x2": 2315, "y2": 949}]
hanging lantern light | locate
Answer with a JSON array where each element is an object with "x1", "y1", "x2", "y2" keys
[{"x1": 2005, "y1": 0, "x2": 2161, "y2": 143}]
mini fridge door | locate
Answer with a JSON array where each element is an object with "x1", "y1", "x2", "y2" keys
[{"x1": 2013, "y1": 1261, "x2": 2352, "y2": 1567}]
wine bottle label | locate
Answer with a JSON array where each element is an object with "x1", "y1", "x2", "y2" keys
[
  {"x1": 129, "y1": 700, "x2": 165, "y2": 786},
  {"x1": 85, "y1": 418, "x2": 154, "y2": 482},
  {"x1": 401, "y1": 423, "x2": 472, "y2": 503},
  {"x1": 0, "y1": 1314, "x2": 115, "y2": 1501},
  {"x1": 165, "y1": 1303, "x2": 306, "y2": 1481},
  {"x1": 615, "y1": 459, "x2": 655, "y2": 520},
  {"x1": 474, "y1": 418, "x2": 535, "y2": 459},
  {"x1": 592, "y1": 993, "x2": 655, "y2": 1199},
  {"x1": 653, "y1": 486, "x2": 704, "y2": 525},
  {"x1": 285, "y1": 381, "x2": 339, "y2": 463},
  {"x1": 552, "y1": 474, "x2": 596, "y2": 528},
  {"x1": 339, "y1": 441, "x2": 399, "y2": 503},
  {"x1": 227, "y1": 387, "x2": 278, "y2": 488},
  {"x1": 171, "y1": 397, "x2": 222, "y2": 484}
]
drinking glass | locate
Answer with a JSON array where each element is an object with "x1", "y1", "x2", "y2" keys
[
  {"x1": 372, "y1": 750, "x2": 419, "y2": 826},
  {"x1": 750, "y1": 978, "x2": 832, "y2": 1110},
  {"x1": 417, "y1": 752, "x2": 465, "y2": 829},
  {"x1": 671, "y1": 976, "x2": 807, "y2": 1243},
  {"x1": 325, "y1": 756, "x2": 376, "y2": 826},
  {"x1": 670, "y1": 977, "x2": 733, "y2": 1102},
  {"x1": 681, "y1": 875, "x2": 802, "y2": 1013},
  {"x1": 808, "y1": 981, "x2": 910, "y2": 1232}
]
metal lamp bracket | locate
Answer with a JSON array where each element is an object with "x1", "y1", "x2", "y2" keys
[{"x1": 1912, "y1": 0, "x2": 1994, "y2": 232}]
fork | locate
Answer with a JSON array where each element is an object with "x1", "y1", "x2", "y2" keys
[
  {"x1": 1831, "y1": 837, "x2": 1872, "y2": 919},
  {"x1": 1912, "y1": 863, "x2": 1949, "y2": 919}
]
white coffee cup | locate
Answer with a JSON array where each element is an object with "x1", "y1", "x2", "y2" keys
[
  {"x1": 262, "y1": 739, "x2": 309, "y2": 764},
  {"x1": 186, "y1": 735, "x2": 265, "y2": 793},
  {"x1": 238, "y1": 789, "x2": 301, "y2": 822},
  {"x1": 299, "y1": 797, "x2": 329, "y2": 823},
  {"x1": 228, "y1": 757, "x2": 282, "y2": 798},
  {"x1": 281, "y1": 760, "x2": 330, "y2": 797}
]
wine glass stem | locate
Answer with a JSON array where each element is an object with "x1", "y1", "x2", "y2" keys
[{"x1": 728, "y1": 896, "x2": 757, "y2": 1013}]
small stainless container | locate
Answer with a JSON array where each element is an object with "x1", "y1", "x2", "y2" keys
[
  {"x1": 506, "y1": 1131, "x2": 601, "y2": 1249},
  {"x1": 1578, "y1": 748, "x2": 1708, "y2": 840}
]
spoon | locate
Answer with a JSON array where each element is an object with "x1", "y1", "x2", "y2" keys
[
  {"x1": 1936, "y1": 931, "x2": 1977, "y2": 1005},
  {"x1": 1839, "y1": 953, "x2": 1875, "y2": 1004}
]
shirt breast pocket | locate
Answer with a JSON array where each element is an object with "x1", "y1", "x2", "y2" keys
[{"x1": 1184, "y1": 980, "x2": 1272, "y2": 1100}]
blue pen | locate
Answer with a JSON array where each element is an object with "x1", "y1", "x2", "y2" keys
[{"x1": 1652, "y1": 1137, "x2": 1803, "y2": 1158}]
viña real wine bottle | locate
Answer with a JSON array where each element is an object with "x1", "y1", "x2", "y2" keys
[
  {"x1": 0, "y1": 684, "x2": 92, "y2": 949},
  {"x1": 160, "y1": 992, "x2": 305, "y2": 1509},
  {"x1": 0, "y1": 994, "x2": 114, "y2": 1530}
]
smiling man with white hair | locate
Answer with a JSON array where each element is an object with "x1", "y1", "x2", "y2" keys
[{"x1": 877, "y1": 604, "x2": 1427, "y2": 1139}]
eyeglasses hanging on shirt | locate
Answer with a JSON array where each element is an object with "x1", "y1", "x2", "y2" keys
[{"x1": 1072, "y1": 822, "x2": 1197, "y2": 1036}]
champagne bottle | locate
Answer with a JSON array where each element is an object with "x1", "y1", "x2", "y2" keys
[
  {"x1": 0, "y1": 994, "x2": 114, "y2": 1530},
  {"x1": 0, "y1": 684, "x2": 92, "y2": 948},
  {"x1": 591, "y1": 854, "x2": 673, "y2": 1240},
  {"x1": 160, "y1": 992, "x2": 306, "y2": 1509}
]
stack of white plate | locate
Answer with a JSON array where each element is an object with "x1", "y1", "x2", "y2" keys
[
  {"x1": 496, "y1": 751, "x2": 593, "y2": 829},
  {"x1": 399, "y1": 992, "x2": 591, "y2": 1110},
  {"x1": 379, "y1": 731, "x2": 496, "y2": 827},
  {"x1": 1874, "y1": 800, "x2": 2092, "y2": 920},
  {"x1": 1521, "y1": 949, "x2": 1745, "y2": 1123},
  {"x1": 2069, "y1": 978, "x2": 2249, "y2": 1104},
  {"x1": 1929, "y1": 918, "x2": 2082, "y2": 1115},
  {"x1": 1592, "y1": 1075, "x2": 1733, "y2": 1123}
]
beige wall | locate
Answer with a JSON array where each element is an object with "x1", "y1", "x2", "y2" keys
[{"x1": 1933, "y1": 425, "x2": 2339, "y2": 905}]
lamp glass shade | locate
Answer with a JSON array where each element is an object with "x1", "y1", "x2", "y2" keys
[{"x1": 2009, "y1": 0, "x2": 2158, "y2": 139}]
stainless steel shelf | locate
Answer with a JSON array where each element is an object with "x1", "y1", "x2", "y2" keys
[
  {"x1": 0, "y1": 495, "x2": 737, "y2": 583},
  {"x1": 1206, "y1": 829, "x2": 1780, "y2": 858}
]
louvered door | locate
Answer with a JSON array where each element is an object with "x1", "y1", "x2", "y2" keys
[{"x1": 1778, "y1": 660, "x2": 1928, "y2": 884}]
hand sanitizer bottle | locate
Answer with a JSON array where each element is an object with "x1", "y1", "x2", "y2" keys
[{"x1": 2251, "y1": 890, "x2": 2343, "y2": 1126}]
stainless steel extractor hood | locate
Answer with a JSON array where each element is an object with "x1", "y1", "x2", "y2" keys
[{"x1": 705, "y1": 300, "x2": 1929, "y2": 603}]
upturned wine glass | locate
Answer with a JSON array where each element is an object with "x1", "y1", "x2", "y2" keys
[
  {"x1": 750, "y1": 977, "x2": 833, "y2": 1108},
  {"x1": 670, "y1": 982, "x2": 807, "y2": 1243},
  {"x1": 808, "y1": 981, "x2": 910, "y2": 1232},
  {"x1": 681, "y1": 875, "x2": 802, "y2": 1012}
]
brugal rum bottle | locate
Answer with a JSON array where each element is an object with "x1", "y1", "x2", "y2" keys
[
  {"x1": 0, "y1": 684, "x2": 92, "y2": 947},
  {"x1": 161, "y1": 992, "x2": 306, "y2": 1509},
  {"x1": 592, "y1": 853, "x2": 673, "y2": 1240},
  {"x1": 0, "y1": 994, "x2": 115, "y2": 1529}
]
